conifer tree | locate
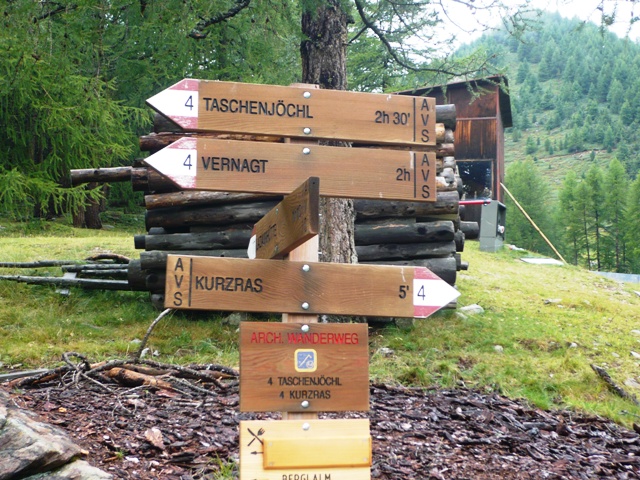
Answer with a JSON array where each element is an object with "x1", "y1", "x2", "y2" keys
[{"x1": 603, "y1": 159, "x2": 628, "y2": 271}]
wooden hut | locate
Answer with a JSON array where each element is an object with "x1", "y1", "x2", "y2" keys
[{"x1": 397, "y1": 75, "x2": 512, "y2": 213}]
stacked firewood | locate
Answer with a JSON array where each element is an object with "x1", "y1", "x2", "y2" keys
[{"x1": 69, "y1": 104, "x2": 466, "y2": 309}]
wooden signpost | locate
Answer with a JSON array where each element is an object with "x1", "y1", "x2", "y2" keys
[
  {"x1": 165, "y1": 255, "x2": 459, "y2": 318},
  {"x1": 146, "y1": 79, "x2": 436, "y2": 146},
  {"x1": 147, "y1": 79, "x2": 455, "y2": 479},
  {"x1": 239, "y1": 322, "x2": 369, "y2": 412},
  {"x1": 143, "y1": 137, "x2": 437, "y2": 202}
]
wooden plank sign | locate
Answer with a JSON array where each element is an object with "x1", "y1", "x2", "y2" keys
[
  {"x1": 240, "y1": 322, "x2": 369, "y2": 412},
  {"x1": 143, "y1": 137, "x2": 437, "y2": 202},
  {"x1": 240, "y1": 419, "x2": 371, "y2": 480},
  {"x1": 165, "y1": 255, "x2": 460, "y2": 318},
  {"x1": 146, "y1": 79, "x2": 436, "y2": 146},
  {"x1": 248, "y1": 177, "x2": 320, "y2": 260}
]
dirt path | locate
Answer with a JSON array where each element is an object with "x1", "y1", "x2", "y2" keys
[{"x1": 4, "y1": 381, "x2": 639, "y2": 479}]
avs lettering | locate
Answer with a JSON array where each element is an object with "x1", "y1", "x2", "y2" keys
[{"x1": 203, "y1": 97, "x2": 313, "y2": 119}]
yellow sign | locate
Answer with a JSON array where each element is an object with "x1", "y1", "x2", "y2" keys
[{"x1": 240, "y1": 419, "x2": 371, "y2": 480}]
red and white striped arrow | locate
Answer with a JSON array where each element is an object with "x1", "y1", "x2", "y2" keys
[
  {"x1": 412, "y1": 267, "x2": 460, "y2": 317},
  {"x1": 146, "y1": 79, "x2": 200, "y2": 130}
]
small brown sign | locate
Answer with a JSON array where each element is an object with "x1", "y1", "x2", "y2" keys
[
  {"x1": 240, "y1": 322, "x2": 369, "y2": 412},
  {"x1": 249, "y1": 177, "x2": 319, "y2": 260}
]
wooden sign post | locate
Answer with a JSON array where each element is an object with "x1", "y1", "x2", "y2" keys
[{"x1": 147, "y1": 79, "x2": 454, "y2": 480}]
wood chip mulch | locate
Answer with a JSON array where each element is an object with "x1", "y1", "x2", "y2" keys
[{"x1": 4, "y1": 379, "x2": 640, "y2": 479}]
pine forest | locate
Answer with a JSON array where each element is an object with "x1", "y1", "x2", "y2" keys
[{"x1": 2, "y1": 4, "x2": 640, "y2": 274}]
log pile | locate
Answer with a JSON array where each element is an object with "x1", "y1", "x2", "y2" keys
[{"x1": 69, "y1": 103, "x2": 467, "y2": 311}]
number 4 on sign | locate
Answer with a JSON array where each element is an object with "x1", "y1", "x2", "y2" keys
[{"x1": 411, "y1": 268, "x2": 460, "y2": 318}]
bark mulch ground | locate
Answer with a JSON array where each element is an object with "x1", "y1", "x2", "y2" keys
[{"x1": 4, "y1": 378, "x2": 640, "y2": 479}]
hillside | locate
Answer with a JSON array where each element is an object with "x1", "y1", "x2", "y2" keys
[
  {"x1": 467, "y1": 12, "x2": 640, "y2": 180},
  {"x1": 454, "y1": 13, "x2": 640, "y2": 272}
]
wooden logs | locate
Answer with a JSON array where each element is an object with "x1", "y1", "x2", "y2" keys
[
  {"x1": 139, "y1": 250, "x2": 248, "y2": 271},
  {"x1": 355, "y1": 220, "x2": 455, "y2": 245},
  {"x1": 356, "y1": 241, "x2": 457, "y2": 261},
  {"x1": 145, "y1": 191, "x2": 280, "y2": 210},
  {"x1": 61, "y1": 98, "x2": 467, "y2": 311},
  {"x1": 135, "y1": 227, "x2": 253, "y2": 251},
  {"x1": 460, "y1": 221, "x2": 480, "y2": 239},
  {"x1": 361, "y1": 257, "x2": 458, "y2": 286},
  {"x1": 435, "y1": 104, "x2": 457, "y2": 130},
  {"x1": 131, "y1": 167, "x2": 179, "y2": 193},
  {"x1": 354, "y1": 191, "x2": 460, "y2": 221},
  {"x1": 69, "y1": 166, "x2": 133, "y2": 186},
  {"x1": 145, "y1": 200, "x2": 280, "y2": 230}
]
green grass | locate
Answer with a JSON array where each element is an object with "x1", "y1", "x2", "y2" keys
[
  {"x1": 1, "y1": 219, "x2": 639, "y2": 427},
  {"x1": 369, "y1": 243, "x2": 640, "y2": 425}
]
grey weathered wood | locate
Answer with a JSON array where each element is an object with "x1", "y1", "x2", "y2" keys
[
  {"x1": 356, "y1": 241, "x2": 457, "y2": 261},
  {"x1": 145, "y1": 190, "x2": 281, "y2": 210},
  {"x1": 144, "y1": 200, "x2": 279, "y2": 229},
  {"x1": 354, "y1": 191, "x2": 459, "y2": 221},
  {"x1": 139, "y1": 249, "x2": 248, "y2": 270},
  {"x1": 69, "y1": 166, "x2": 133, "y2": 186},
  {"x1": 362, "y1": 256, "x2": 457, "y2": 286},
  {"x1": 460, "y1": 221, "x2": 480, "y2": 239},
  {"x1": 355, "y1": 220, "x2": 455, "y2": 245},
  {"x1": 136, "y1": 227, "x2": 252, "y2": 251}
]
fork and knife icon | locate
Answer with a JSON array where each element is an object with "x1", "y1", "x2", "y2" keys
[{"x1": 247, "y1": 427, "x2": 265, "y2": 446}]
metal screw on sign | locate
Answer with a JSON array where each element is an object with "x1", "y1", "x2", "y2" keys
[
  {"x1": 301, "y1": 401, "x2": 310, "y2": 409},
  {"x1": 303, "y1": 91, "x2": 312, "y2": 99},
  {"x1": 302, "y1": 422, "x2": 310, "y2": 431},
  {"x1": 301, "y1": 302, "x2": 310, "y2": 310},
  {"x1": 303, "y1": 127, "x2": 312, "y2": 135},
  {"x1": 302, "y1": 147, "x2": 311, "y2": 155},
  {"x1": 301, "y1": 324, "x2": 310, "y2": 333},
  {"x1": 302, "y1": 264, "x2": 310, "y2": 272}
]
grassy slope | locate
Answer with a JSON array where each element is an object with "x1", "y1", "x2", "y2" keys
[
  {"x1": 1, "y1": 221, "x2": 639, "y2": 426},
  {"x1": 371, "y1": 242, "x2": 640, "y2": 425}
]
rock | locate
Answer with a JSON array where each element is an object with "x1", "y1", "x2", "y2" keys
[
  {"x1": 222, "y1": 312, "x2": 249, "y2": 326},
  {"x1": 631, "y1": 351, "x2": 640, "y2": 359},
  {"x1": 455, "y1": 312, "x2": 468, "y2": 320},
  {"x1": 23, "y1": 460, "x2": 113, "y2": 479},
  {"x1": 624, "y1": 378, "x2": 640, "y2": 390},
  {"x1": 631, "y1": 330, "x2": 640, "y2": 336},
  {"x1": 569, "y1": 342, "x2": 578, "y2": 349},
  {"x1": 494, "y1": 345, "x2": 504, "y2": 353},
  {"x1": 0, "y1": 391, "x2": 112, "y2": 479},
  {"x1": 459, "y1": 304, "x2": 484, "y2": 315},
  {"x1": 377, "y1": 347, "x2": 395, "y2": 357},
  {"x1": 394, "y1": 317, "x2": 415, "y2": 330},
  {"x1": 543, "y1": 298, "x2": 562, "y2": 305}
]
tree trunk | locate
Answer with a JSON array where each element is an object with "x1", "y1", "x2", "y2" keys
[{"x1": 301, "y1": 1, "x2": 357, "y2": 265}]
